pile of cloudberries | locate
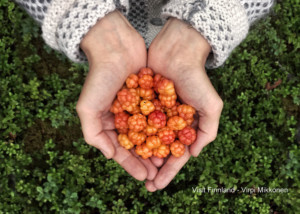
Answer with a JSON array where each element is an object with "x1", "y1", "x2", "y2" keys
[{"x1": 110, "y1": 67, "x2": 197, "y2": 159}]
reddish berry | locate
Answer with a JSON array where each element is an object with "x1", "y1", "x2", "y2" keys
[
  {"x1": 118, "y1": 134, "x2": 134, "y2": 150},
  {"x1": 157, "y1": 78, "x2": 176, "y2": 96},
  {"x1": 128, "y1": 130, "x2": 146, "y2": 145},
  {"x1": 170, "y1": 141, "x2": 185, "y2": 157},
  {"x1": 167, "y1": 116, "x2": 187, "y2": 130},
  {"x1": 164, "y1": 102, "x2": 180, "y2": 117},
  {"x1": 138, "y1": 67, "x2": 154, "y2": 78},
  {"x1": 137, "y1": 88, "x2": 155, "y2": 100},
  {"x1": 126, "y1": 74, "x2": 139, "y2": 89},
  {"x1": 178, "y1": 126, "x2": 197, "y2": 145},
  {"x1": 153, "y1": 74, "x2": 162, "y2": 93},
  {"x1": 157, "y1": 127, "x2": 176, "y2": 145},
  {"x1": 177, "y1": 104, "x2": 196, "y2": 125},
  {"x1": 117, "y1": 88, "x2": 140, "y2": 112},
  {"x1": 139, "y1": 74, "x2": 154, "y2": 89},
  {"x1": 128, "y1": 114, "x2": 147, "y2": 132},
  {"x1": 153, "y1": 144, "x2": 170, "y2": 158},
  {"x1": 114, "y1": 112, "x2": 130, "y2": 132},
  {"x1": 152, "y1": 99, "x2": 163, "y2": 112},
  {"x1": 144, "y1": 125, "x2": 158, "y2": 136},
  {"x1": 135, "y1": 144, "x2": 153, "y2": 159},
  {"x1": 146, "y1": 136, "x2": 161, "y2": 149},
  {"x1": 110, "y1": 99, "x2": 123, "y2": 114},
  {"x1": 140, "y1": 100, "x2": 155, "y2": 115},
  {"x1": 159, "y1": 94, "x2": 177, "y2": 108},
  {"x1": 148, "y1": 110, "x2": 167, "y2": 129}
]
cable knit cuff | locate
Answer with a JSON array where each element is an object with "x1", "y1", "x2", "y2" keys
[
  {"x1": 42, "y1": 0, "x2": 129, "y2": 62},
  {"x1": 161, "y1": 0, "x2": 250, "y2": 68}
]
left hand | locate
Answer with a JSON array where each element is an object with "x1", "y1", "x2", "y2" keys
[{"x1": 145, "y1": 18, "x2": 224, "y2": 191}]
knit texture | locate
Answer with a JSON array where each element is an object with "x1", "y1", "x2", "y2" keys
[
  {"x1": 15, "y1": 0, "x2": 274, "y2": 67},
  {"x1": 161, "y1": 0, "x2": 274, "y2": 68}
]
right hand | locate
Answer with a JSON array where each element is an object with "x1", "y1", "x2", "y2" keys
[{"x1": 77, "y1": 11, "x2": 157, "y2": 181}]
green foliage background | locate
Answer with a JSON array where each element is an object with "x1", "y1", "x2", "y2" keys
[{"x1": 0, "y1": 0, "x2": 299, "y2": 213}]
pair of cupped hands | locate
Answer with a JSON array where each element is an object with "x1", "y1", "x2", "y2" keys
[{"x1": 77, "y1": 11, "x2": 223, "y2": 192}]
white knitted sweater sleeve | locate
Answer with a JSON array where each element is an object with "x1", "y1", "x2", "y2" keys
[
  {"x1": 161, "y1": 0, "x2": 274, "y2": 68},
  {"x1": 14, "y1": 0, "x2": 129, "y2": 62}
]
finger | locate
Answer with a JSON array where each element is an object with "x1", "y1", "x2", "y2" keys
[
  {"x1": 77, "y1": 111, "x2": 115, "y2": 159},
  {"x1": 190, "y1": 107, "x2": 222, "y2": 157},
  {"x1": 130, "y1": 149, "x2": 158, "y2": 180},
  {"x1": 145, "y1": 180, "x2": 157, "y2": 192},
  {"x1": 101, "y1": 112, "x2": 115, "y2": 130},
  {"x1": 150, "y1": 156, "x2": 164, "y2": 168},
  {"x1": 106, "y1": 131, "x2": 147, "y2": 181},
  {"x1": 153, "y1": 146, "x2": 191, "y2": 190}
]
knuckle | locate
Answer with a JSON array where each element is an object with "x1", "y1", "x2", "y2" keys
[{"x1": 83, "y1": 135, "x2": 94, "y2": 146}]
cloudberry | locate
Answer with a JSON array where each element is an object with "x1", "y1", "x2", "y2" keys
[
  {"x1": 146, "y1": 136, "x2": 161, "y2": 149},
  {"x1": 117, "y1": 88, "x2": 140, "y2": 112},
  {"x1": 178, "y1": 126, "x2": 197, "y2": 145},
  {"x1": 148, "y1": 110, "x2": 167, "y2": 129},
  {"x1": 177, "y1": 104, "x2": 196, "y2": 125},
  {"x1": 152, "y1": 99, "x2": 163, "y2": 112},
  {"x1": 118, "y1": 134, "x2": 134, "y2": 150},
  {"x1": 138, "y1": 67, "x2": 154, "y2": 78},
  {"x1": 135, "y1": 144, "x2": 153, "y2": 159},
  {"x1": 170, "y1": 141, "x2": 185, "y2": 157},
  {"x1": 157, "y1": 127, "x2": 176, "y2": 144},
  {"x1": 153, "y1": 74, "x2": 162, "y2": 93},
  {"x1": 167, "y1": 116, "x2": 187, "y2": 130},
  {"x1": 126, "y1": 74, "x2": 139, "y2": 89},
  {"x1": 144, "y1": 125, "x2": 158, "y2": 136},
  {"x1": 139, "y1": 74, "x2": 154, "y2": 89},
  {"x1": 110, "y1": 99, "x2": 123, "y2": 114},
  {"x1": 128, "y1": 130, "x2": 146, "y2": 145},
  {"x1": 140, "y1": 100, "x2": 155, "y2": 115},
  {"x1": 157, "y1": 78, "x2": 176, "y2": 96},
  {"x1": 164, "y1": 102, "x2": 180, "y2": 117},
  {"x1": 128, "y1": 114, "x2": 147, "y2": 132},
  {"x1": 114, "y1": 112, "x2": 129, "y2": 131},
  {"x1": 153, "y1": 144, "x2": 170, "y2": 158},
  {"x1": 137, "y1": 88, "x2": 155, "y2": 100},
  {"x1": 127, "y1": 105, "x2": 141, "y2": 114},
  {"x1": 159, "y1": 94, "x2": 177, "y2": 108}
]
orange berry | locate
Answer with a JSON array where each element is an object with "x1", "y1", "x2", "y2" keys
[
  {"x1": 126, "y1": 74, "x2": 139, "y2": 89},
  {"x1": 114, "y1": 112, "x2": 130, "y2": 133},
  {"x1": 137, "y1": 88, "x2": 155, "y2": 100},
  {"x1": 170, "y1": 141, "x2": 185, "y2": 157},
  {"x1": 138, "y1": 67, "x2": 154, "y2": 78},
  {"x1": 110, "y1": 99, "x2": 124, "y2": 114},
  {"x1": 153, "y1": 144, "x2": 170, "y2": 158},
  {"x1": 128, "y1": 130, "x2": 146, "y2": 146},
  {"x1": 153, "y1": 74, "x2": 162, "y2": 93},
  {"x1": 152, "y1": 99, "x2": 163, "y2": 112},
  {"x1": 148, "y1": 110, "x2": 167, "y2": 129},
  {"x1": 127, "y1": 105, "x2": 141, "y2": 114},
  {"x1": 177, "y1": 104, "x2": 196, "y2": 125},
  {"x1": 159, "y1": 94, "x2": 177, "y2": 108},
  {"x1": 144, "y1": 125, "x2": 158, "y2": 136},
  {"x1": 157, "y1": 78, "x2": 176, "y2": 96},
  {"x1": 146, "y1": 136, "x2": 161, "y2": 149},
  {"x1": 117, "y1": 88, "x2": 140, "y2": 112},
  {"x1": 118, "y1": 134, "x2": 134, "y2": 150},
  {"x1": 140, "y1": 100, "x2": 155, "y2": 116},
  {"x1": 178, "y1": 126, "x2": 197, "y2": 145},
  {"x1": 135, "y1": 144, "x2": 153, "y2": 159},
  {"x1": 164, "y1": 102, "x2": 180, "y2": 117},
  {"x1": 167, "y1": 116, "x2": 187, "y2": 130},
  {"x1": 157, "y1": 127, "x2": 176, "y2": 145},
  {"x1": 139, "y1": 74, "x2": 154, "y2": 89},
  {"x1": 128, "y1": 114, "x2": 147, "y2": 132}
]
